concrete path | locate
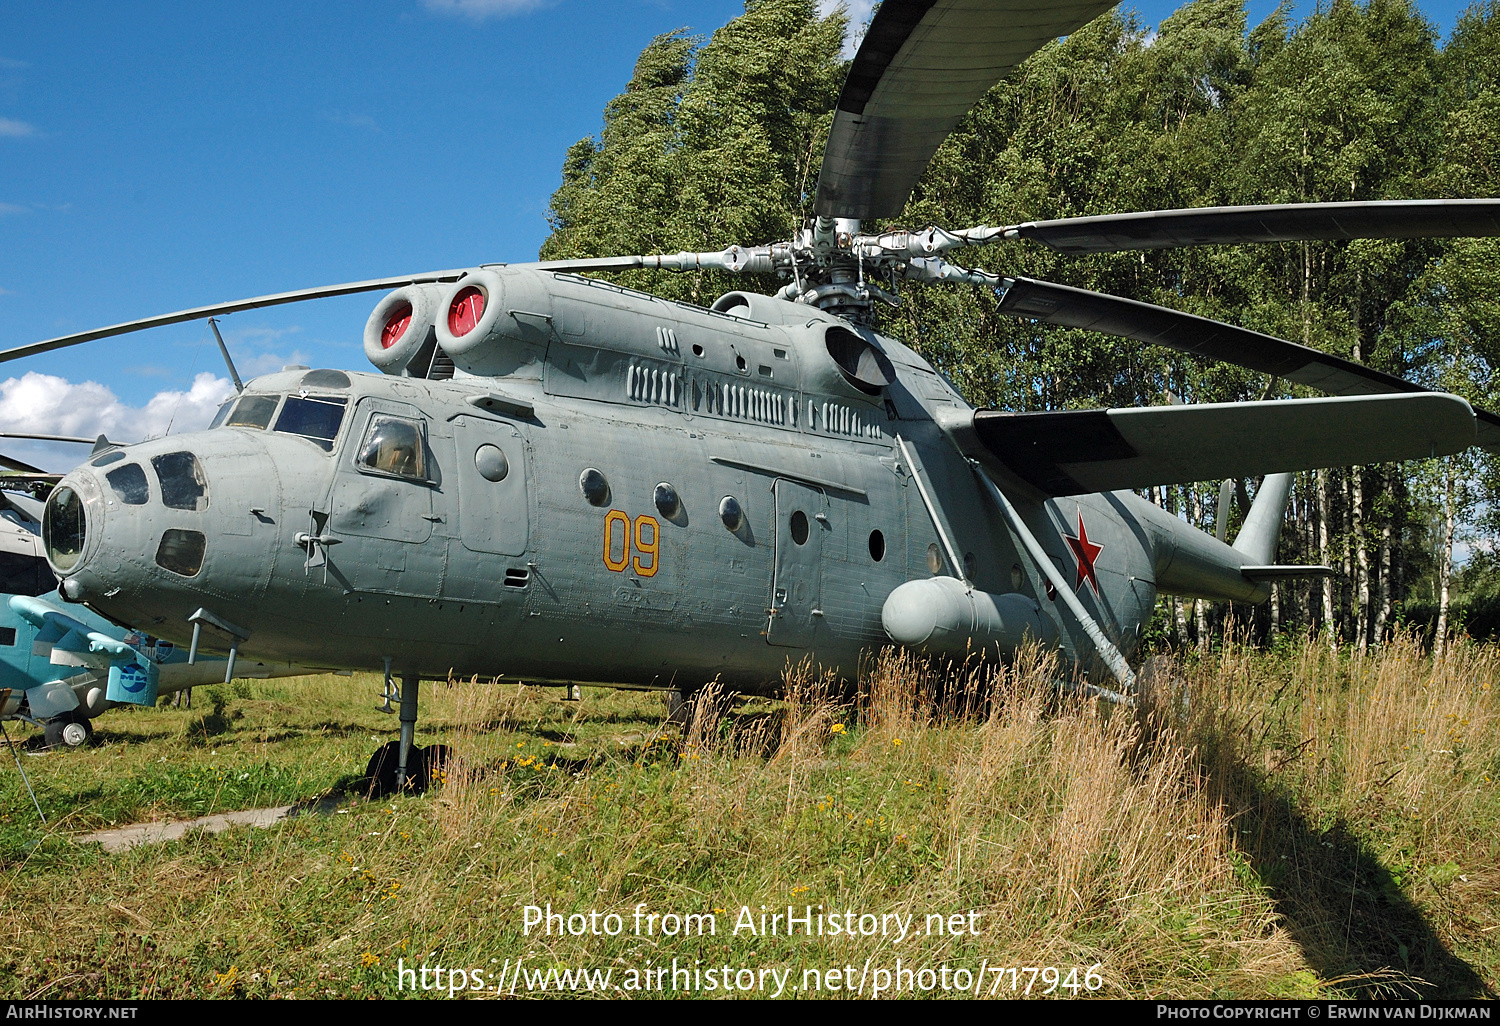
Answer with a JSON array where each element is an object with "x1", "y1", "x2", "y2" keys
[{"x1": 75, "y1": 796, "x2": 341, "y2": 852}]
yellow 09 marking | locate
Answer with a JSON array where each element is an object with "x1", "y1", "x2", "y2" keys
[
  {"x1": 602, "y1": 510, "x2": 661, "y2": 577},
  {"x1": 603, "y1": 510, "x2": 630, "y2": 571},
  {"x1": 633, "y1": 515, "x2": 659, "y2": 577}
]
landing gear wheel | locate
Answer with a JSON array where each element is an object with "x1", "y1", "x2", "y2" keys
[
  {"x1": 364, "y1": 741, "x2": 403, "y2": 798},
  {"x1": 44, "y1": 711, "x2": 92, "y2": 749},
  {"x1": 409, "y1": 744, "x2": 452, "y2": 792},
  {"x1": 364, "y1": 741, "x2": 454, "y2": 796},
  {"x1": 665, "y1": 689, "x2": 694, "y2": 727}
]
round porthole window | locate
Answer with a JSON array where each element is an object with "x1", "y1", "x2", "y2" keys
[
  {"x1": 654, "y1": 482, "x2": 681, "y2": 518},
  {"x1": 579, "y1": 468, "x2": 610, "y2": 507},
  {"x1": 719, "y1": 495, "x2": 744, "y2": 532},
  {"x1": 926, "y1": 542, "x2": 944, "y2": 575},
  {"x1": 869, "y1": 529, "x2": 885, "y2": 562},
  {"x1": 475, "y1": 445, "x2": 509, "y2": 482}
]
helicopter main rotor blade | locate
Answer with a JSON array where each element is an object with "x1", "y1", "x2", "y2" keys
[
  {"x1": 0, "y1": 432, "x2": 118, "y2": 446},
  {"x1": 814, "y1": 0, "x2": 1117, "y2": 220},
  {"x1": 0, "y1": 452, "x2": 48, "y2": 474},
  {"x1": 0, "y1": 269, "x2": 469, "y2": 365},
  {"x1": 1005, "y1": 199, "x2": 1500, "y2": 254},
  {"x1": 996, "y1": 275, "x2": 1500, "y2": 449}
]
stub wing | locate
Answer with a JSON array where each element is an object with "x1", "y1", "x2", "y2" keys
[{"x1": 944, "y1": 392, "x2": 1476, "y2": 497}]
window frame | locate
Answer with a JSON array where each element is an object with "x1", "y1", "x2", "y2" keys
[
  {"x1": 273, "y1": 393, "x2": 350, "y2": 452},
  {"x1": 352, "y1": 413, "x2": 432, "y2": 484}
]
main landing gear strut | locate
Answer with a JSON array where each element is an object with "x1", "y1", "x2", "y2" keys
[{"x1": 364, "y1": 670, "x2": 451, "y2": 797}]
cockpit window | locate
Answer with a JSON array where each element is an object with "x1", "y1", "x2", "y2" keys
[
  {"x1": 356, "y1": 415, "x2": 427, "y2": 481},
  {"x1": 105, "y1": 463, "x2": 149, "y2": 505},
  {"x1": 225, "y1": 394, "x2": 279, "y2": 429},
  {"x1": 208, "y1": 397, "x2": 234, "y2": 429},
  {"x1": 275, "y1": 396, "x2": 348, "y2": 452},
  {"x1": 151, "y1": 452, "x2": 209, "y2": 511}
]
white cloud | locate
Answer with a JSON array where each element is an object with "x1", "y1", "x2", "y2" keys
[
  {"x1": 0, "y1": 371, "x2": 234, "y2": 472},
  {"x1": 0, "y1": 202, "x2": 26, "y2": 216},
  {"x1": 239, "y1": 349, "x2": 313, "y2": 376},
  {"x1": 0, "y1": 118, "x2": 34, "y2": 137},
  {"x1": 819, "y1": 0, "x2": 875, "y2": 20},
  {"x1": 817, "y1": 0, "x2": 876, "y2": 58},
  {"x1": 422, "y1": 0, "x2": 554, "y2": 20},
  {"x1": 208, "y1": 323, "x2": 311, "y2": 377}
]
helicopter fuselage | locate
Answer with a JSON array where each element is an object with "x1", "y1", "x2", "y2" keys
[{"x1": 39, "y1": 268, "x2": 1269, "y2": 691}]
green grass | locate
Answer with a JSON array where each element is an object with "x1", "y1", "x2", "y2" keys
[{"x1": 1, "y1": 640, "x2": 1498, "y2": 999}]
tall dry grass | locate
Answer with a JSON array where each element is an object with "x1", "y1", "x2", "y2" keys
[
  {"x1": 356, "y1": 648, "x2": 1301, "y2": 997},
  {"x1": 7, "y1": 637, "x2": 1499, "y2": 998}
]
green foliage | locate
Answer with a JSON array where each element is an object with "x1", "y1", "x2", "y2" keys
[
  {"x1": 543, "y1": 0, "x2": 846, "y2": 305},
  {"x1": 541, "y1": 0, "x2": 1500, "y2": 647}
]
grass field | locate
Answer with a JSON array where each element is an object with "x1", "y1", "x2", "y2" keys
[{"x1": 2, "y1": 638, "x2": 1499, "y2": 1000}]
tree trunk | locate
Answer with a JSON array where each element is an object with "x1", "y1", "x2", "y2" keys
[
  {"x1": 1350, "y1": 471, "x2": 1362, "y2": 642},
  {"x1": 1436, "y1": 458, "x2": 1455, "y2": 657},
  {"x1": 1374, "y1": 467, "x2": 1392, "y2": 648},
  {"x1": 1168, "y1": 485, "x2": 1189, "y2": 648},
  {"x1": 1318, "y1": 469, "x2": 1335, "y2": 648},
  {"x1": 1354, "y1": 465, "x2": 1369, "y2": 653},
  {"x1": 1192, "y1": 485, "x2": 1209, "y2": 652}
]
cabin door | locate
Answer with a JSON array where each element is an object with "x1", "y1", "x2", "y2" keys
[
  {"x1": 321, "y1": 397, "x2": 444, "y2": 596},
  {"x1": 766, "y1": 479, "x2": 827, "y2": 649}
]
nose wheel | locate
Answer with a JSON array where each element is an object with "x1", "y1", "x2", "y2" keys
[
  {"x1": 43, "y1": 711, "x2": 93, "y2": 749},
  {"x1": 363, "y1": 674, "x2": 453, "y2": 797}
]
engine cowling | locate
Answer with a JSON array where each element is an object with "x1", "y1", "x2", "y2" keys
[
  {"x1": 434, "y1": 267, "x2": 554, "y2": 378},
  {"x1": 364, "y1": 284, "x2": 445, "y2": 376}
]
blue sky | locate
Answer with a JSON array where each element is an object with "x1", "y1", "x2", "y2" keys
[{"x1": 0, "y1": 0, "x2": 1481, "y2": 469}]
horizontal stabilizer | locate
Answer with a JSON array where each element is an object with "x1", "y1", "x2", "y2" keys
[
  {"x1": 1240, "y1": 565, "x2": 1335, "y2": 581},
  {"x1": 957, "y1": 392, "x2": 1475, "y2": 496}
]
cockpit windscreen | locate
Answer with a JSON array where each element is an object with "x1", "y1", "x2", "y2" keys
[
  {"x1": 275, "y1": 396, "x2": 348, "y2": 451},
  {"x1": 224, "y1": 394, "x2": 279, "y2": 430}
]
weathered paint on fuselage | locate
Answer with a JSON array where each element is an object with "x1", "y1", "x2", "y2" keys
[{"x1": 47, "y1": 268, "x2": 1248, "y2": 690}]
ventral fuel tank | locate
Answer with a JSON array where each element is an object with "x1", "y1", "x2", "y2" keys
[{"x1": 881, "y1": 577, "x2": 1058, "y2": 659}]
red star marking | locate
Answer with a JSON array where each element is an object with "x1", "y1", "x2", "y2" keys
[{"x1": 1065, "y1": 511, "x2": 1104, "y2": 594}]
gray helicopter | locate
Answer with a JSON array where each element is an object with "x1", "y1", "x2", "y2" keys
[{"x1": 8, "y1": 0, "x2": 1500, "y2": 791}]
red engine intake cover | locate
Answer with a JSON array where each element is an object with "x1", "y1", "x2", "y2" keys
[
  {"x1": 448, "y1": 286, "x2": 486, "y2": 337},
  {"x1": 380, "y1": 302, "x2": 413, "y2": 349}
]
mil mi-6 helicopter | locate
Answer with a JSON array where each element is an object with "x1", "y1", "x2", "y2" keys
[{"x1": 9, "y1": 0, "x2": 1500, "y2": 790}]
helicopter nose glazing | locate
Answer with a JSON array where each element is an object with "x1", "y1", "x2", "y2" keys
[
  {"x1": 43, "y1": 444, "x2": 225, "y2": 603},
  {"x1": 43, "y1": 479, "x2": 91, "y2": 573}
]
